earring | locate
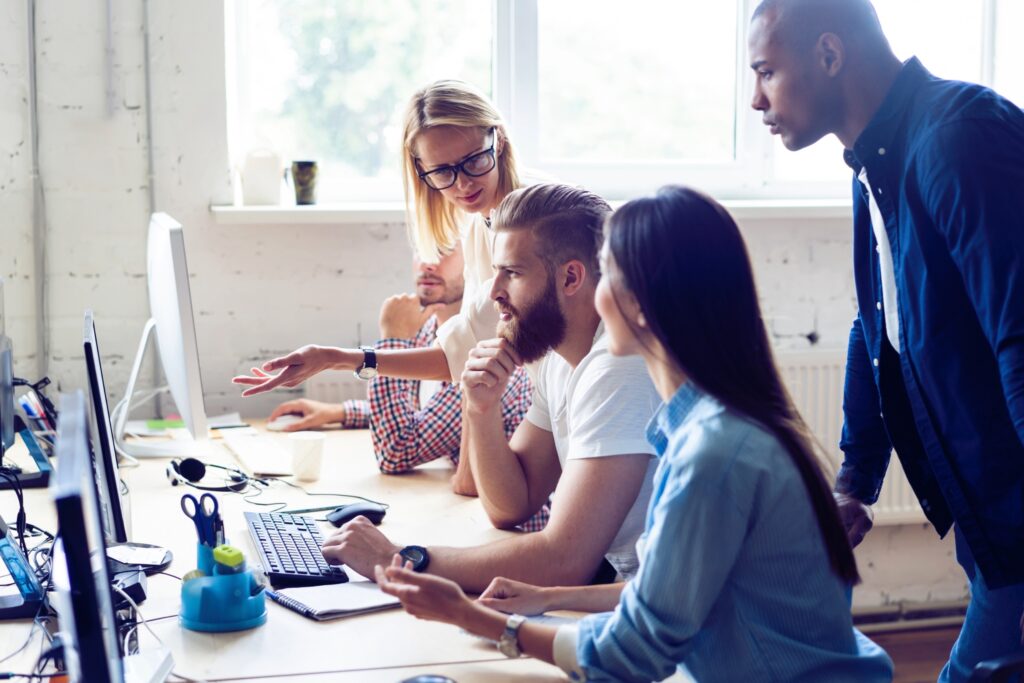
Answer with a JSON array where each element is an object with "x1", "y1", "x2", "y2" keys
[{"x1": 637, "y1": 313, "x2": 647, "y2": 328}]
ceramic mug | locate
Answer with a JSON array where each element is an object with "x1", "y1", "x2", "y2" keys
[{"x1": 290, "y1": 161, "x2": 318, "y2": 205}]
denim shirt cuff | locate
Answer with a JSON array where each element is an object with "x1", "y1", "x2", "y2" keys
[{"x1": 835, "y1": 462, "x2": 885, "y2": 504}]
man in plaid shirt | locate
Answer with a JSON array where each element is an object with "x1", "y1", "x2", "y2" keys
[{"x1": 268, "y1": 245, "x2": 547, "y2": 531}]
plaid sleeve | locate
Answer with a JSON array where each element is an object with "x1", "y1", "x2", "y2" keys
[
  {"x1": 368, "y1": 324, "x2": 462, "y2": 473},
  {"x1": 340, "y1": 400, "x2": 369, "y2": 429},
  {"x1": 500, "y1": 366, "x2": 533, "y2": 439}
]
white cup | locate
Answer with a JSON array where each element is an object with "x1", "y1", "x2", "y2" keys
[{"x1": 288, "y1": 431, "x2": 325, "y2": 482}]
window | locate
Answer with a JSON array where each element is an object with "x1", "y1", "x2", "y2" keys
[
  {"x1": 229, "y1": 0, "x2": 492, "y2": 202},
  {"x1": 228, "y1": 0, "x2": 1019, "y2": 204}
]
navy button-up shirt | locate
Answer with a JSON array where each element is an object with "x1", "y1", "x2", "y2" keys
[{"x1": 835, "y1": 57, "x2": 1024, "y2": 588}]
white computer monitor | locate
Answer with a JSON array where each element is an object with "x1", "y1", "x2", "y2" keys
[{"x1": 115, "y1": 213, "x2": 209, "y2": 458}]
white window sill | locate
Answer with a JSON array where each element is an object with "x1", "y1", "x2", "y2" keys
[{"x1": 209, "y1": 198, "x2": 852, "y2": 225}]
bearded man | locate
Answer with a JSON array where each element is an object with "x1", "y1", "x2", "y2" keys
[{"x1": 320, "y1": 183, "x2": 659, "y2": 591}]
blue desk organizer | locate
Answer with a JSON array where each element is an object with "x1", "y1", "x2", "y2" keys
[{"x1": 179, "y1": 544, "x2": 267, "y2": 632}]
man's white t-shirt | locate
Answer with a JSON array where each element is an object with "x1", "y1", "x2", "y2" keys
[{"x1": 525, "y1": 325, "x2": 660, "y2": 580}]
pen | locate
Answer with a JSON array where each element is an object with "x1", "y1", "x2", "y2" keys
[
  {"x1": 210, "y1": 423, "x2": 252, "y2": 430},
  {"x1": 277, "y1": 505, "x2": 340, "y2": 515}
]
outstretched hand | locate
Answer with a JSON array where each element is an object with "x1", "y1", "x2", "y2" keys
[{"x1": 232, "y1": 345, "x2": 353, "y2": 397}]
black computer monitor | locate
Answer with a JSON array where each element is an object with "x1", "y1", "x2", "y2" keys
[
  {"x1": 50, "y1": 390, "x2": 126, "y2": 683},
  {"x1": 0, "y1": 278, "x2": 15, "y2": 454},
  {"x1": 84, "y1": 311, "x2": 129, "y2": 544}
]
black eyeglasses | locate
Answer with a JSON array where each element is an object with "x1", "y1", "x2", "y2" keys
[{"x1": 417, "y1": 129, "x2": 497, "y2": 191}]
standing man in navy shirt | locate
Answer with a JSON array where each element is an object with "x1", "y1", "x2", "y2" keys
[{"x1": 748, "y1": 0, "x2": 1024, "y2": 679}]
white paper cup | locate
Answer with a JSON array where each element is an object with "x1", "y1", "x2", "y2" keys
[{"x1": 288, "y1": 431, "x2": 325, "y2": 482}]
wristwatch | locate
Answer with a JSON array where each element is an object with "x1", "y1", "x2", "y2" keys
[
  {"x1": 354, "y1": 346, "x2": 378, "y2": 380},
  {"x1": 498, "y1": 613, "x2": 527, "y2": 658},
  {"x1": 398, "y1": 545, "x2": 430, "y2": 572}
]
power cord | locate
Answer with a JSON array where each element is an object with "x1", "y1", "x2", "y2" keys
[{"x1": 0, "y1": 471, "x2": 29, "y2": 556}]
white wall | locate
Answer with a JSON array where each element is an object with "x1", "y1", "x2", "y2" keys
[{"x1": 0, "y1": 0, "x2": 964, "y2": 610}]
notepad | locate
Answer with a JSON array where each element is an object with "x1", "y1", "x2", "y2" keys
[{"x1": 266, "y1": 582, "x2": 400, "y2": 621}]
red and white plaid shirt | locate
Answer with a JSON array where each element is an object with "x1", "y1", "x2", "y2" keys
[{"x1": 341, "y1": 317, "x2": 548, "y2": 532}]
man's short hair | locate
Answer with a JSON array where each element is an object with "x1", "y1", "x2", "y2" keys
[
  {"x1": 491, "y1": 183, "x2": 611, "y2": 277},
  {"x1": 752, "y1": 0, "x2": 889, "y2": 55}
]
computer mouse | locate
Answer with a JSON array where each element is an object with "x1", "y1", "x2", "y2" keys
[
  {"x1": 327, "y1": 502, "x2": 387, "y2": 527},
  {"x1": 266, "y1": 414, "x2": 303, "y2": 431}
]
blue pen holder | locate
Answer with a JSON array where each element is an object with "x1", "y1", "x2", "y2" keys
[{"x1": 179, "y1": 544, "x2": 267, "y2": 632}]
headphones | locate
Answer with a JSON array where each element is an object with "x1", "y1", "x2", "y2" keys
[{"x1": 165, "y1": 458, "x2": 253, "y2": 493}]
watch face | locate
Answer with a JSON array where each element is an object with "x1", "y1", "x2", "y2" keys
[
  {"x1": 401, "y1": 547, "x2": 425, "y2": 565},
  {"x1": 357, "y1": 366, "x2": 378, "y2": 380}
]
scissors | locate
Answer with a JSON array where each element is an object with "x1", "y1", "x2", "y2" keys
[{"x1": 181, "y1": 493, "x2": 221, "y2": 546}]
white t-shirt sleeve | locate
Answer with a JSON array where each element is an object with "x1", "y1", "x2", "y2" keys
[
  {"x1": 435, "y1": 281, "x2": 500, "y2": 382},
  {"x1": 525, "y1": 356, "x2": 552, "y2": 432},
  {"x1": 568, "y1": 354, "x2": 658, "y2": 460}
]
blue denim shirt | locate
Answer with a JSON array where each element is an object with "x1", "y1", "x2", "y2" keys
[
  {"x1": 835, "y1": 57, "x2": 1024, "y2": 588},
  {"x1": 575, "y1": 383, "x2": 893, "y2": 682}
]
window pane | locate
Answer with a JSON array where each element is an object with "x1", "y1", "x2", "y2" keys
[
  {"x1": 770, "y1": 0, "x2": 985, "y2": 190},
  {"x1": 235, "y1": 0, "x2": 492, "y2": 198},
  {"x1": 873, "y1": 0, "x2": 983, "y2": 82},
  {"x1": 995, "y1": 0, "x2": 1024, "y2": 107},
  {"x1": 537, "y1": 1, "x2": 738, "y2": 163}
]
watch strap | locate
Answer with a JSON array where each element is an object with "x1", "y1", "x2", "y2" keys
[
  {"x1": 498, "y1": 613, "x2": 527, "y2": 658},
  {"x1": 398, "y1": 545, "x2": 430, "y2": 572}
]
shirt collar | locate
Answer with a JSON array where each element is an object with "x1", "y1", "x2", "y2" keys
[
  {"x1": 843, "y1": 56, "x2": 932, "y2": 172},
  {"x1": 645, "y1": 380, "x2": 703, "y2": 457}
]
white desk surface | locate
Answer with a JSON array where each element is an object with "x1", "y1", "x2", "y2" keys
[{"x1": 0, "y1": 427, "x2": 571, "y2": 681}]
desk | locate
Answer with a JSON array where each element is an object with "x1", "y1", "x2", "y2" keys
[{"x1": 0, "y1": 427, "x2": 571, "y2": 681}]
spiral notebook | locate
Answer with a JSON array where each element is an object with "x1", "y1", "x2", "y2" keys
[{"x1": 266, "y1": 581, "x2": 401, "y2": 621}]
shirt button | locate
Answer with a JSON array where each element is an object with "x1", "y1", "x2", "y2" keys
[
  {"x1": 876, "y1": 302, "x2": 882, "y2": 310},
  {"x1": 873, "y1": 358, "x2": 879, "y2": 367},
  {"x1": 877, "y1": 187, "x2": 883, "y2": 195},
  {"x1": 878, "y1": 147, "x2": 886, "y2": 155}
]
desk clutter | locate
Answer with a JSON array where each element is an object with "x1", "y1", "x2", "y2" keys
[
  {"x1": 178, "y1": 493, "x2": 267, "y2": 632},
  {"x1": 0, "y1": 305, "x2": 520, "y2": 682}
]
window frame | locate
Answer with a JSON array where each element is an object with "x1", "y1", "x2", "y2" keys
[
  {"x1": 228, "y1": 0, "x2": 1005, "y2": 205},
  {"x1": 493, "y1": 0, "x2": 1004, "y2": 201}
]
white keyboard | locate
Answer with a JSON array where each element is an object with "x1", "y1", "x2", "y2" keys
[{"x1": 221, "y1": 433, "x2": 294, "y2": 477}]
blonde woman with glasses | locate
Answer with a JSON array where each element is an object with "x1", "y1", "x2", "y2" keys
[{"x1": 235, "y1": 80, "x2": 535, "y2": 496}]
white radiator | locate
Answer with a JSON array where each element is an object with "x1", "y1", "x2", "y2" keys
[
  {"x1": 306, "y1": 351, "x2": 925, "y2": 525},
  {"x1": 776, "y1": 350, "x2": 925, "y2": 526}
]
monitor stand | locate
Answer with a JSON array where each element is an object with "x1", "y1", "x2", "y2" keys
[
  {"x1": 114, "y1": 319, "x2": 213, "y2": 459},
  {"x1": 107, "y1": 542, "x2": 174, "y2": 576}
]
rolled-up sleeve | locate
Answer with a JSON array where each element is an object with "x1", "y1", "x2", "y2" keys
[{"x1": 575, "y1": 468, "x2": 749, "y2": 682}]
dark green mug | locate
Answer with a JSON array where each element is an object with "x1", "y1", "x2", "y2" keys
[{"x1": 291, "y1": 160, "x2": 318, "y2": 205}]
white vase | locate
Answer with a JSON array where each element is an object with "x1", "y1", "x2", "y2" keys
[{"x1": 241, "y1": 149, "x2": 283, "y2": 205}]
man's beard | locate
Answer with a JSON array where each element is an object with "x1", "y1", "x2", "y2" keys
[{"x1": 497, "y1": 277, "x2": 567, "y2": 364}]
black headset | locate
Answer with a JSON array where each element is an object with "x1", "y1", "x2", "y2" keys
[{"x1": 165, "y1": 458, "x2": 252, "y2": 493}]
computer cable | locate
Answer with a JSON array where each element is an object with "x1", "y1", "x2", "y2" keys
[
  {"x1": 274, "y1": 478, "x2": 390, "y2": 510},
  {"x1": 112, "y1": 584, "x2": 168, "y2": 659},
  {"x1": 0, "y1": 673, "x2": 65, "y2": 680},
  {"x1": 0, "y1": 471, "x2": 29, "y2": 556}
]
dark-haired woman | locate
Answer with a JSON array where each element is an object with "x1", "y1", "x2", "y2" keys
[{"x1": 375, "y1": 186, "x2": 894, "y2": 682}]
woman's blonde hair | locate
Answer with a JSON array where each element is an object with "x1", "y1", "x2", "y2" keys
[{"x1": 402, "y1": 80, "x2": 520, "y2": 262}]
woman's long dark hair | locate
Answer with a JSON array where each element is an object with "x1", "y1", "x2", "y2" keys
[{"x1": 607, "y1": 185, "x2": 859, "y2": 585}]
